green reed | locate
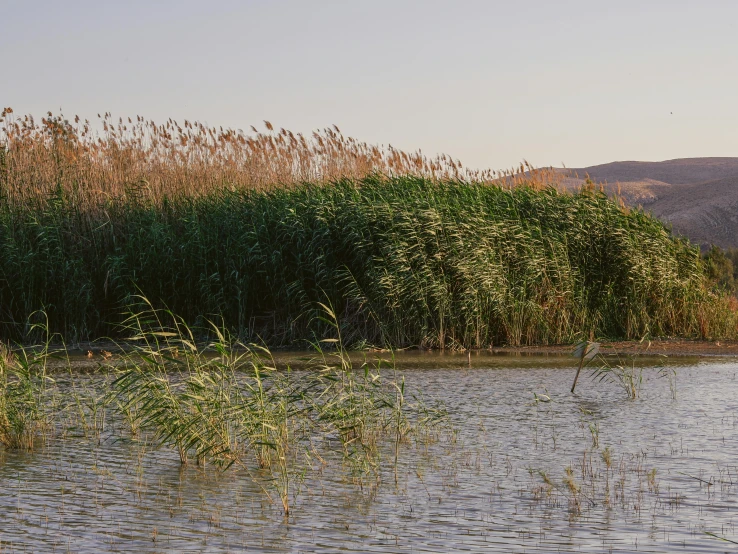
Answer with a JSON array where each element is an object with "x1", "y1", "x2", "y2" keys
[
  {"x1": 0, "y1": 300, "x2": 445, "y2": 514},
  {"x1": 108, "y1": 298, "x2": 443, "y2": 514},
  {"x1": 1, "y1": 175, "x2": 735, "y2": 346},
  {"x1": 0, "y1": 314, "x2": 58, "y2": 450}
]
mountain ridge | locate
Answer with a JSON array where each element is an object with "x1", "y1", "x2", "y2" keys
[{"x1": 556, "y1": 157, "x2": 738, "y2": 249}]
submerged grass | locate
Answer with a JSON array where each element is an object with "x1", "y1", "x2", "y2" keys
[{"x1": 0, "y1": 174, "x2": 735, "y2": 346}]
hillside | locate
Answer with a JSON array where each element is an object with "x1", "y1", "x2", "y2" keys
[{"x1": 559, "y1": 157, "x2": 738, "y2": 249}]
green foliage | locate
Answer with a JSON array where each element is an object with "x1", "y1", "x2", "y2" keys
[
  {"x1": 590, "y1": 359, "x2": 643, "y2": 400},
  {"x1": 725, "y1": 248, "x2": 738, "y2": 274},
  {"x1": 0, "y1": 315, "x2": 57, "y2": 450},
  {"x1": 109, "y1": 299, "x2": 443, "y2": 513},
  {"x1": 0, "y1": 299, "x2": 446, "y2": 514},
  {"x1": 703, "y1": 246, "x2": 736, "y2": 294},
  {"x1": 0, "y1": 176, "x2": 735, "y2": 346}
]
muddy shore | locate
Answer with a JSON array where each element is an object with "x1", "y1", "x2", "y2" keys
[
  {"x1": 58, "y1": 339, "x2": 738, "y2": 359},
  {"x1": 489, "y1": 339, "x2": 738, "y2": 357}
]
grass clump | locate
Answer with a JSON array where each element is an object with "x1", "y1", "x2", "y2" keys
[
  {"x1": 0, "y1": 317, "x2": 57, "y2": 450},
  {"x1": 109, "y1": 299, "x2": 445, "y2": 513}
]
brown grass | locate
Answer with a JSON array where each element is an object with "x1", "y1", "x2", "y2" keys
[{"x1": 1, "y1": 107, "x2": 563, "y2": 211}]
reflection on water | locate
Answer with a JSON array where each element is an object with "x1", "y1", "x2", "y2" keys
[{"x1": 1, "y1": 353, "x2": 738, "y2": 552}]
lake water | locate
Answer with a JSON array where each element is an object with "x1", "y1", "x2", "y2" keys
[{"x1": 1, "y1": 352, "x2": 737, "y2": 553}]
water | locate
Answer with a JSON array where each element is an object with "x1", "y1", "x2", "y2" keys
[{"x1": 2, "y1": 353, "x2": 738, "y2": 553}]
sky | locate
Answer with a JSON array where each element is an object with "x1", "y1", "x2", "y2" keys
[{"x1": 2, "y1": 0, "x2": 737, "y2": 171}]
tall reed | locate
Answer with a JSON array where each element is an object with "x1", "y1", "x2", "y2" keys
[
  {"x1": 1, "y1": 107, "x2": 534, "y2": 207},
  {"x1": 1, "y1": 108, "x2": 735, "y2": 345},
  {"x1": 0, "y1": 314, "x2": 58, "y2": 450},
  {"x1": 1, "y1": 173, "x2": 734, "y2": 345}
]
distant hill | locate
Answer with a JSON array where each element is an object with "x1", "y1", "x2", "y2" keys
[{"x1": 558, "y1": 157, "x2": 738, "y2": 250}]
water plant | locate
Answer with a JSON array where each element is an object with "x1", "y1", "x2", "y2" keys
[
  {"x1": 591, "y1": 359, "x2": 643, "y2": 399},
  {"x1": 0, "y1": 314, "x2": 57, "y2": 450},
  {"x1": 109, "y1": 298, "x2": 446, "y2": 514},
  {"x1": 588, "y1": 421, "x2": 600, "y2": 447},
  {"x1": 659, "y1": 366, "x2": 678, "y2": 400},
  {"x1": 571, "y1": 341, "x2": 600, "y2": 392}
]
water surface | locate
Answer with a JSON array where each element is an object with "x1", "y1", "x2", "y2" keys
[{"x1": 1, "y1": 353, "x2": 737, "y2": 553}]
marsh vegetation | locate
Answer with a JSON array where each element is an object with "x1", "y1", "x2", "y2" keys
[
  {"x1": 1, "y1": 173, "x2": 736, "y2": 347},
  {"x1": 0, "y1": 303, "x2": 448, "y2": 520},
  {"x1": 2, "y1": 109, "x2": 738, "y2": 552},
  {"x1": 2, "y1": 108, "x2": 737, "y2": 347}
]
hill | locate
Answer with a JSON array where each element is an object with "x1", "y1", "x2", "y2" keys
[{"x1": 560, "y1": 157, "x2": 738, "y2": 249}]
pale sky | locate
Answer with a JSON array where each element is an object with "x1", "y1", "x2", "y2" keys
[{"x1": 2, "y1": 0, "x2": 737, "y2": 171}]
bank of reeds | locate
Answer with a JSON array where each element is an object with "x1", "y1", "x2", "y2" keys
[
  {"x1": 1, "y1": 108, "x2": 735, "y2": 346},
  {"x1": 1, "y1": 173, "x2": 735, "y2": 346}
]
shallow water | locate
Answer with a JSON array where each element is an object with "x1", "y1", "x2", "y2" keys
[{"x1": 2, "y1": 353, "x2": 738, "y2": 553}]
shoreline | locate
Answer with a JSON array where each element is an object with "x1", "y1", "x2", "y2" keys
[
  {"x1": 488, "y1": 339, "x2": 738, "y2": 357},
  {"x1": 33, "y1": 338, "x2": 738, "y2": 359}
]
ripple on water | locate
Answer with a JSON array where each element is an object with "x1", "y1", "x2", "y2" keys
[{"x1": 1, "y1": 355, "x2": 737, "y2": 552}]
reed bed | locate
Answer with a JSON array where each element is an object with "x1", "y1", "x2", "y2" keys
[
  {"x1": 0, "y1": 107, "x2": 523, "y2": 206},
  {"x1": 0, "y1": 173, "x2": 735, "y2": 345},
  {"x1": 1, "y1": 108, "x2": 735, "y2": 346},
  {"x1": 0, "y1": 316, "x2": 58, "y2": 449}
]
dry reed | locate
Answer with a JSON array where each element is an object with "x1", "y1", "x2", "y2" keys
[{"x1": 0, "y1": 107, "x2": 558, "y2": 210}]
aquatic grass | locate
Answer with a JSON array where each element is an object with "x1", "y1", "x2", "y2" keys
[
  {"x1": 0, "y1": 355, "x2": 49, "y2": 450},
  {"x1": 588, "y1": 421, "x2": 600, "y2": 447},
  {"x1": 587, "y1": 350, "x2": 676, "y2": 400},
  {"x1": 67, "y1": 378, "x2": 111, "y2": 439},
  {"x1": 0, "y1": 314, "x2": 58, "y2": 450},
  {"x1": 591, "y1": 359, "x2": 643, "y2": 399},
  {"x1": 571, "y1": 341, "x2": 600, "y2": 392},
  {"x1": 531, "y1": 443, "x2": 660, "y2": 516},
  {"x1": 112, "y1": 300, "x2": 252, "y2": 468},
  {"x1": 662, "y1": 366, "x2": 678, "y2": 400},
  {"x1": 108, "y1": 299, "x2": 445, "y2": 513}
]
